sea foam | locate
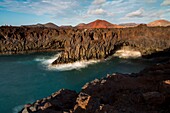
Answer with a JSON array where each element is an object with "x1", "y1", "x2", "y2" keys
[
  {"x1": 35, "y1": 53, "x2": 99, "y2": 71},
  {"x1": 47, "y1": 60, "x2": 99, "y2": 71},
  {"x1": 35, "y1": 53, "x2": 61, "y2": 65},
  {"x1": 113, "y1": 48, "x2": 141, "y2": 58}
]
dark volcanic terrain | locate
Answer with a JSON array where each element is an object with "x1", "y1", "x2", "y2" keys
[
  {"x1": 0, "y1": 26, "x2": 64, "y2": 54},
  {"x1": 1, "y1": 25, "x2": 170, "y2": 64},
  {"x1": 20, "y1": 58, "x2": 170, "y2": 113},
  {"x1": 0, "y1": 21, "x2": 170, "y2": 113},
  {"x1": 52, "y1": 25, "x2": 170, "y2": 64}
]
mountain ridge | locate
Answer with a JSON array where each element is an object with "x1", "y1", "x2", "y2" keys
[
  {"x1": 76, "y1": 19, "x2": 124, "y2": 29},
  {"x1": 21, "y1": 22, "x2": 59, "y2": 29},
  {"x1": 147, "y1": 19, "x2": 170, "y2": 27}
]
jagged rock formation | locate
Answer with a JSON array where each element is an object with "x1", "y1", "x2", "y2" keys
[
  {"x1": 52, "y1": 25, "x2": 170, "y2": 64},
  {"x1": 20, "y1": 89, "x2": 77, "y2": 113},
  {"x1": 0, "y1": 25, "x2": 170, "y2": 63},
  {"x1": 20, "y1": 59, "x2": 170, "y2": 113},
  {"x1": 0, "y1": 26, "x2": 65, "y2": 54}
]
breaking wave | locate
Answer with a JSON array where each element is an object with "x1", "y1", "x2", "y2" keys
[
  {"x1": 48, "y1": 60, "x2": 99, "y2": 71},
  {"x1": 34, "y1": 53, "x2": 61, "y2": 65},
  {"x1": 113, "y1": 49, "x2": 141, "y2": 58},
  {"x1": 35, "y1": 53, "x2": 99, "y2": 71}
]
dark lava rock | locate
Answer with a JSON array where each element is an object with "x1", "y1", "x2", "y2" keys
[
  {"x1": 20, "y1": 89, "x2": 77, "y2": 113},
  {"x1": 0, "y1": 26, "x2": 65, "y2": 54},
  {"x1": 20, "y1": 60, "x2": 170, "y2": 113},
  {"x1": 1, "y1": 26, "x2": 170, "y2": 63},
  {"x1": 52, "y1": 25, "x2": 170, "y2": 64}
]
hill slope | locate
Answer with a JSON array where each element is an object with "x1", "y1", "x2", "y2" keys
[
  {"x1": 76, "y1": 19, "x2": 124, "y2": 29},
  {"x1": 22, "y1": 22, "x2": 58, "y2": 29},
  {"x1": 147, "y1": 19, "x2": 170, "y2": 27}
]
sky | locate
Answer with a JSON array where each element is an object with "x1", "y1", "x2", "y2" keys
[{"x1": 0, "y1": 0, "x2": 170, "y2": 26}]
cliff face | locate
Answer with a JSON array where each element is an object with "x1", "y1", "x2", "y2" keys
[
  {"x1": 52, "y1": 25, "x2": 170, "y2": 64},
  {"x1": 1, "y1": 25, "x2": 170, "y2": 63},
  {"x1": 20, "y1": 59, "x2": 170, "y2": 113},
  {"x1": 0, "y1": 26, "x2": 65, "y2": 54}
]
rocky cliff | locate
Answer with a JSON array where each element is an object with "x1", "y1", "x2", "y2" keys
[
  {"x1": 20, "y1": 58, "x2": 170, "y2": 113},
  {"x1": 52, "y1": 25, "x2": 170, "y2": 64},
  {"x1": 0, "y1": 26, "x2": 65, "y2": 54},
  {"x1": 1, "y1": 25, "x2": 170, "y2": 63}
]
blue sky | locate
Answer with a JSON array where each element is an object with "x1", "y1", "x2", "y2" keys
[{"x1": 0, "y1": 0, "x2": 170, "y2": 26}]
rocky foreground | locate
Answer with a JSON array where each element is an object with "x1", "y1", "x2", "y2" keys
[{"x1": 20, "y1": 58, "x2": 170, "y2": 113}]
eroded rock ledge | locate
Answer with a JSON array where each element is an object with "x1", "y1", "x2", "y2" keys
[
  {"x1": 20, "y1": 59, "x2": 170, "y2": 113},
  {"x1": 0, "y1": 26, "x2": 66, "y2": 54},
  {"x1": 1, "y1": 25, "x2": 170, "y2": 62},
  {"x1": 52, "y1": 25, "x2": 170, "y2": 64}
]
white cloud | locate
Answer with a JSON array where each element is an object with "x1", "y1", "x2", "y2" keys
[
  {"x1": 145, "y1": 0, "x2": 157, "y2": 3},
  {"x1": 0, "y1": 0, "x2": 78, "y2": 15},
  {"x1": 126, "y1": 8, "x2": 145, "y2": 17},
  {"x1": 121, "y1": 7, "x2": 170, "y2": 24},
  {"x1": 93, "y1": 0, "x2": 106, "y2": 5},
  {"x1": 87, "y1": 8, "x2": 106, "y2": 15},
  {"x1": 0, "y1": 0, "x2": 169, "y2": 26},
  {"x1": 86, "y1": 0, "x2": 130, "y2": 17},
  {"x1": 161, "y1": 0, "x2": 170, "y2": 6},
  {"x1": 149, "y1": 10, "x2": 164, "y2": 18}
]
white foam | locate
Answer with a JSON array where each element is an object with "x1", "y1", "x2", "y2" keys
[
  {"x1": 48, "y1": 60, "x2": 99, "y2": 71},
  {"x1": 35, "y1": 53, "x2": 99, "y2": 71},
  {"x1": 114, "y1": 49, "x2": 141, "y2": 58},
  {"x1": 35, "y1": 53, "x2": 61, "y2": 65}
]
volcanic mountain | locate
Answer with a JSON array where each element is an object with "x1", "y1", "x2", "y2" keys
[
  {"x1": 22, "y1": 22, "x2": 59, "y2": 29},
  {"x1": 43, "y1": 22, "x2": 59, "y2": 29},
  {"x1": 76, "y1": 19, "x2": 124, "y2": 29},
  {"x1": 119, "y1": 23, "x2": 139, "y2": 27},
  {"x1": 147, "y1": 19, "x2": 170, "y2": 27},
  {"x1": 60, "y1": 25, "x2": 73, "y2": 29}
]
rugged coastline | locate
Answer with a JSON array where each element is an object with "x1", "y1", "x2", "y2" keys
[
  {"x1": 1, "y1": 25, "x2": 170, "y2": 62},
  {"x1": 1, "y1": 25, "x2": 170, "y2": 113},
  {"x1": 52, "y1": 25, "x2": 170, "y2": 64},
  {"x1": 0, "y1": 26, "x2": 65, "y2": 55},
  {"x1": 20, "y1": 58, "x2": 170, "y2": 113}
]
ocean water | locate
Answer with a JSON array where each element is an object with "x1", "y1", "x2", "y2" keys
[{"x1": 0, "y1": 52, "x2": 154, "y2": 113}]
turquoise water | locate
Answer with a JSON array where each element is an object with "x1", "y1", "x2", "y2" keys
[{"x1": 0, "y1": 52, "x2": 154, "y2": 113}]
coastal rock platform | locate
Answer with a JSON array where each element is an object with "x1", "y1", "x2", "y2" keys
[{"x1": 20, "y1": 59, "x2": 170, "y2": 113}]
